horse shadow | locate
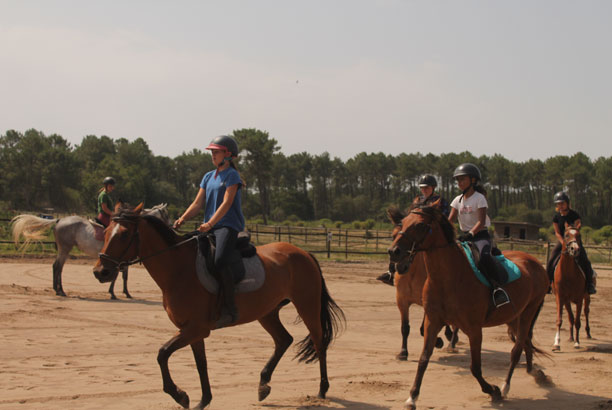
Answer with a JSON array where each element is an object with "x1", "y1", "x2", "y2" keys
[
  {"x1": 262, "y1": 396, "x2": 390, "y2": 410},
  {"x1": 485, "y1": 388, "x2": 612, "y2": 410},
  {"x1": 72, "y1": 295, "x2": 163, "y2": 307}
]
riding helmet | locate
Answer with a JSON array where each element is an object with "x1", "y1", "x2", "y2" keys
[
  {"x1": 103, "y1": 176, "x2": 116, "y2": 186},
  {"x1": 418, "y1": 174, "x2": 438, "y2": 188},
  {"x1": 453, "y1": 163, "x2": 481, "y2": 181},
  {"x1": 553, "y1": 191, "x2": 570, "y2": 204},
  {"x1": 206, "y1": 135, "x2": 239, "y2": 157}
]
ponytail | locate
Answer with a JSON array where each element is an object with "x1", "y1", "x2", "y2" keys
[
  {"x1": 474, "y1": 182, "x2": 487, "y2": 198},
  {"x1": 229, "y1": 161, "x2": 246, "y2": 187}
]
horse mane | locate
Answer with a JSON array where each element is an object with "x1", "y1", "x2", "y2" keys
[
  {"x1": 114, "y1": 206, "x2": 184, "y2": 246},
  {"x1": 410, "y1": 202, "x2": 456, "y2": 244}
]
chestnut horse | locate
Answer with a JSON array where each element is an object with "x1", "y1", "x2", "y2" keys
[
  {"x1": 93, "y1": 204, "x2": 345, "y2": 409},
  {"x1": 388, "y1": 203, "x2": 550, "y2": 409},
  {"x1": 552, "y1": 225, "x2": 592, "y2": 351},
  {"x1": 393, "y1": 251, "x2": 459, "y2": 360}
]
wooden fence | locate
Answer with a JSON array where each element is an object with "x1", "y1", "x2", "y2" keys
[{"x1": 1, "y1": 218, "x2": 611, "y2": 265}]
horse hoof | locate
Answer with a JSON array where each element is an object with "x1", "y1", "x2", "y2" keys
[
  {"x1": 194, "y1": 396, "x2": 212, "y2": 409},
  {"x1": 445, "y1": 346, "x2": 458, "y2": 354},
  {"x1": 110, "y1": 294, "x2": 117, "y2": 300},
  {"x1": 258, "y1": 383, "x2": 271, "y2": 401},
  {"x1": 396, "y1": 351, "x2": 408, "y2": 361},
  {"x1": 552, "y1": 345, "x2": 560, "y2": 352},
  {"x1": 490, "y1": 385, "x2": 503, "y2": 402},
  {"x1": 56, "y1": 291, "x2": 67, "y2": 297},
  {"x1": 501, "y1": 382, "x2": 510, "y2": 398},
  {"x1": 573, "y1": 343, "x2": 580, "y2": 349},
  {"x1": 435, "y1": 337, "x2": 444, "y2": 349},
  {"x1": 404, "y1": 396, "x2": 417, "y2": 410},
  {"x1": 175, "y1": 389, "x2": 189, "y2": 408}
]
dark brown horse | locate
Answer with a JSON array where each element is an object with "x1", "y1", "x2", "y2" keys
[
  {"x1": 552, "y1": 224, "x2": 592, "y2": 351},
  {"x1": 388, "y1": 202, "x2": 550, "y2": 409},
  {"x1": 92, "y1": 204, "x2": 345, "y2": 409}
]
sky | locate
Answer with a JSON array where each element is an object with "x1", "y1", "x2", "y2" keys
[{"x1": 1, "y1": 0, "x2": 611, "y2": 162}]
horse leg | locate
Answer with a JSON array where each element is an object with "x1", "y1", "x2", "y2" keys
[
  {"x1": 553, "y1": 296, "x2": 563, "y2": 351},
  {"x1": 190, "y1": 339, "x2": 212, "y2": 409},
  {"x1": 565, "y1": 302, "x2": 575, "y2": 343},
  {"x1": 397, "y1": 304, "x2": 411, "y2": 360},
  {"x1": 584, "y1": 296, "x2": 592, "y2": 339},
  {"x1": 573, "y1": 300, "x2": 583, "y2": 348},
  {"x1": 157, "y1": 332, "x2": 191, "y2": 408},
  {"x1": 52, "y1": 254, "x2": 68, "y2": 297},
  {"x1": 405, "y1": 315, "x2": 444, "y2": 410},
  {"x1": 467, "y1": 329, "x2": 502, "y2": 401},
  {"x1": 419, "y1": 317, "x2": 443, "y2": 349},
  {"x1": 122, "y1": 267, "x2": 132, "y2": 298},
  {"x1": 108, "y1": 279, "x2": 117, "y2": 300},
  {"x1": 257, "y1": 309, "x2": 293, "y2": 401}
]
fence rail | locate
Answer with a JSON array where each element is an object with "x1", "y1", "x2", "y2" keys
[{"x1": 1, "y1": 218, "x2": 611, "y2": 264}]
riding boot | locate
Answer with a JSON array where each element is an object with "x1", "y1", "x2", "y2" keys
[
  {"x1": 479, "y1": 256, "x2": 510, "y2": 308},
  {"x1": 586, "y1": 269, "x2": 597, "y2": 295},
  {"x1": 376, "y1": 262, "x2": 396, "y2": 286},
  {"x1": 215, "y1": 268, "x2": 239, "y2": 329}
]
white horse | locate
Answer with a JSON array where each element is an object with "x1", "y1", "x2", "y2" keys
[{"x1": 11, "y1": 204, "x2": 169, "y2": 298}]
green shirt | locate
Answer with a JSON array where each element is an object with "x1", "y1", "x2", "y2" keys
[{"x1": 98, "y1": 190, "x2": 114, "y2": 215}]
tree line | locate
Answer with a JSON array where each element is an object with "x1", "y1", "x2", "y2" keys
[{"x1": 1, "y1": 128, "x2": 611, "y2": 230}]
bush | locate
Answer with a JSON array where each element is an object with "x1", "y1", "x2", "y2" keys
[
  {"x1": 318, "y1": 218, "x2": 333, "y2": 228},
  {"x1": 363, "y1": 219, "x2": 376, "y2": 230},
  {"x1": 352, "y1": 221, "x2": 362, "y2": 229},
  {"x1": 335, "y1": 221, "x2": 343, "y2": 228}
]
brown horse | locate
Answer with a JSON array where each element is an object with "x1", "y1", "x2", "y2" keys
[
  {"x1": 552, "y1": 224, "x2": 592, "y2": 351},
  {"x1": 388, "y1": 202, "x2": 550, "y2": 409},
  {"x1": 92, "y1": 204, "x2": 345, "y2": 409},
  {"x1": 393, "y1": 252, "x2": 459, "y2": 360}
]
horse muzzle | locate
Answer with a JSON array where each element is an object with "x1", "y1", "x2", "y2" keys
[{"x1": 93, "y1": 264, "x2": 119, "y2": 283}]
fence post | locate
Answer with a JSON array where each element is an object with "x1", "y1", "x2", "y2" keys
[
  {"x1": 278, "y1": 226, "x2": 281, "y2": 242},
  {"x1": 255, "y1": 224, "x2": 259, "y2": 244},
  {"x1": 326, "y1": 228, "x2": 331, "y2": 259},
  {"x1": 305, "y1": 227, "x2": 307, "y2": 244},
  {"x1": 345, "y1": 229, "x2": 348, "y2": 259},
  {"x1": 376, "y1": 229, "x2": 379, "y2": 251},
  {"x1": 545, "y1": 241, "x2": 550, "y2": 264},
  {"x1": 288, "y1": 226, "x2": 291, "y2": 243}
]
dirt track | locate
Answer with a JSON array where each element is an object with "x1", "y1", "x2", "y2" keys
[{"x1": 1, "y1": 258, "x2": 611, "y2": 410}]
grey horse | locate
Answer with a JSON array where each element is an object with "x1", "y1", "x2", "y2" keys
[{"x1": 11, "y1": 204, "x2": 169, "y2": 298}]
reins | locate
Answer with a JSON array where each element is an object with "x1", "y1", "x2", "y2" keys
[{"x1": 98, "y1": 217, "x2": 199, "y2": 270}]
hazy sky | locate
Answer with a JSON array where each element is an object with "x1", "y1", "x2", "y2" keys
[{"x1": 1, "y1": 1, "x2": 610, "y2": 161}]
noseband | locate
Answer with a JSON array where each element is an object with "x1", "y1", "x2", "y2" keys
[{"x1": 391, "y1": 210, "x2": 434, "y2": 265}]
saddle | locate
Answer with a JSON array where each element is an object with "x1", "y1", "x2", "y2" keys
[
  {"x1": 460, "y1": 241, "x2": 520, "y2": 287},
  {"x1": 195, "y1": 232, "x2": 264, "y2": 294},
  {"x1": 88, "y1": 219, "x2": 106, "y2": 242}
]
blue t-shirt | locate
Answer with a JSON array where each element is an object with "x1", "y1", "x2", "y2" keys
[{"x1": 200, "y1": 167, "x2": 245, "y2": 232}]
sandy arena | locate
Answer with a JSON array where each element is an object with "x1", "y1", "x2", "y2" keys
[{"x1": 1, "y1": 258, "x2": 611, "y2": 410}]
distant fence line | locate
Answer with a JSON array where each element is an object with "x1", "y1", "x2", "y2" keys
[{"x1": 1, "y1": 218, "x2": 611, "y2": 264}]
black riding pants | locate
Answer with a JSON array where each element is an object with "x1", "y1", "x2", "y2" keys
[{"x1": 546, "y1": 241, "x2": 594, "y2": 283}]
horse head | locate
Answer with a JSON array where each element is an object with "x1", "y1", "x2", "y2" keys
[
  {"x1": 387, "y1": 199, "x2": 451, "y2": 274},
  {"x1": 93, "y1": 203, "x2": 144, "y2": 283},
  {"x1": 563, "y1": 223, "x2": 581, "y2": 258}
]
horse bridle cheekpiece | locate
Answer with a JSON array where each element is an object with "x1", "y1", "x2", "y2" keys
[
  {"x1": 389, "y1": 209, "x2": 433, "y2": 274},
  {"x1": 98, "y1": 215, "x2": 199, "y2": 271}
]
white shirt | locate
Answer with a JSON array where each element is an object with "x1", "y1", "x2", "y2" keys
[{"x1": 450, "y1": 191, "x2": 491, "y2": 232}]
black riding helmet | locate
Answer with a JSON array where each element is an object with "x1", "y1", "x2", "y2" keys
[
  {"x1": 418, "y1": 174, "x2": 437, "y2": 188},
  {"x1": 103, "y1": 176, "x2": 116, "y2": 186},
  {"x1": 206, "y1": 135, "x2": 239, "y2": 157},
  {"x1": 554, "y1": 191, "x2": 570, "y2": 204},
  {"x1": 453, "y1": 163, "x2": 481, "y2": 181}
]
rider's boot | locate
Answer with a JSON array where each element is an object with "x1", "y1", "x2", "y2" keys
[
  {"x1": 376, "y1": 262, "x2": 396, "y2": 286},
  {"x1": 586, "y1": 278, "x2": 597, "y2": 295},
  {"x1": 215, "y1": 268, "x2": 239, "y2": 329},
  {"x1": 480, "y1": 256, "x2": 510, "y2": 308}
]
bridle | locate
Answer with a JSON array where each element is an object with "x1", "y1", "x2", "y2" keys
[{"x1": 98, "y1": 217, "x2": 198, "y2": 270}]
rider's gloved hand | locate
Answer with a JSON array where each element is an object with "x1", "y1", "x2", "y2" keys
[{"x1": 458, "y1": 232, "x2": 474, "y2": 242}]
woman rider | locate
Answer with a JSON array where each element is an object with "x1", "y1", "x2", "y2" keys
[
  {"x1": 174, "y1": 135, "x2": 246, "y2": 328},
  {"x1": 448, "y1": 163, "x2": 509, "y2": 308},
  {"x1": 377, "y1": 174, "x2": 449, "y2": 286},
  {"x1": 546, "y1": 191, "x2": 596, "y2": 294},
  {"x1": 97, "y1": 177, "x2": 116, "y2": 227}
]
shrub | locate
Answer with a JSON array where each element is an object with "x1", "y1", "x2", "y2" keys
[{"x1": 352, "y1": 221, "x2": 362, "y2": 229}]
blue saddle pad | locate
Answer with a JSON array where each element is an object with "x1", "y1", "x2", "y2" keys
[{"x1": 460, "y1": 242, "x2": 521, "y2": 288}]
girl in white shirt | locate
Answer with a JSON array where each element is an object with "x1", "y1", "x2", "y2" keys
[{"x1": 448, "y1": 163, "x2": 509, "y2": 308}]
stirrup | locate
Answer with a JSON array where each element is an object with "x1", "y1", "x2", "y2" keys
[
  {"x1": 215, "y1": 309, "x2": 238, "y2": 329},
  {"x1": 492, "y1": 287, "x2": 510, "y2": 308}
]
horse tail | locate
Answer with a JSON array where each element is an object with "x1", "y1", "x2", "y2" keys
[
  {"x1": 11, "y1": 214, "x2": 59, "y2": 251},
  {"x1": 527, "y1": 300, "x2": 551, "y2": 359},
  {"x1": 295, "y1": 253, "x2": 346, "y2": 364}
]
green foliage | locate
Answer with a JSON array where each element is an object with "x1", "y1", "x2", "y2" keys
[{"x1": 352, "y1": 221, "x2": 362, "y2": 229}]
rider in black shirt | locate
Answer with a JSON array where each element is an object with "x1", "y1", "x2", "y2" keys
[{"x1": 546, "y1": 192, "x2": 596, "y2": 294}]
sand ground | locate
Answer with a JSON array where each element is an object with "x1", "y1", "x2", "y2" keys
[{"x1": 1, "y1": 258, "x2": 611, "y2": 410}]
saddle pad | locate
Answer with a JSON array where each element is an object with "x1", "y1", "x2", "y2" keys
[
  {"x1": 196, "y1": 252, "x2": 265, "y2": 294},
  {"x1": 460, "y1": 242, "x2": 521, "y2": 288}
]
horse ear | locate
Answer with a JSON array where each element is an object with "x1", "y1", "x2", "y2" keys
[
  {"x1": 430, "y1": 198, "x2": 442, "y2": 208},
  {"x1": 387, "y1": 206, "x2": 405, "y2": 225},
  {"x1": 134, "y1": 202, "x2": 145, "y2": 214}
]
